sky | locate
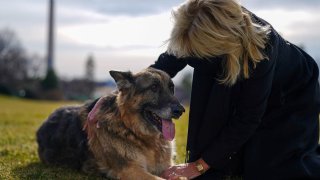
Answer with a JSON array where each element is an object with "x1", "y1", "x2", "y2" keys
[{"x1": 0, "y1": 0, "x2": 319, "y2": 82}]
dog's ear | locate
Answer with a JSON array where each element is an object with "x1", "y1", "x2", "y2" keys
[{"x1": 109, "y1": 70, "x2": 134, "y2": 91}]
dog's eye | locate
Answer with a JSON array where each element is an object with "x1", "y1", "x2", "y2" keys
[{"x1": 151, "y1": 84, "x2": 159, "y2": 92}]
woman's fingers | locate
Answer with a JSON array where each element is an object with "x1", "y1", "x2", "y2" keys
[
  {"x1": 161, "y1": 163, "x2": 199, "y2": 179},
  {"x1": 169, "y1": 174, "x2": 188, "y2": 180},
  {"x1": 176, "y1": 177, "x2": 188, "y2": 180}
]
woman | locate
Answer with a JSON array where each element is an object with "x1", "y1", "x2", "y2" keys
[{"x1": 150, "y1": 0, "x2": 320, "y2": 179}]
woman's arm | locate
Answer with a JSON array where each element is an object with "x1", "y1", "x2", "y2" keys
[{"x1": 150, "y1": 52, "x2": 187, "y2": 78}]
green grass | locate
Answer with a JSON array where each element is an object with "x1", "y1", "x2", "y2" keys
[
  {"x1": 0, "y1": 95, "x2": 189, "y2": 179},
  {"x1": 174, "y1": 107, "x2": 189, "y2": 163}
]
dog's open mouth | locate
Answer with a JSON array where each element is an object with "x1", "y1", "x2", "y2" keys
[{"x1": 144, "y1": 110, "x2": 175, "y2": 141}]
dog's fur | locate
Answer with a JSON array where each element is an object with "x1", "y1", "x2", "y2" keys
[{"x1": 36, "y1": 68, "x2": 185, "y2": 179}]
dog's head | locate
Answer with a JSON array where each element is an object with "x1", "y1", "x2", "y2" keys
[{"x1": 110, "y1": 68, "x2": 185, "y2": 141}]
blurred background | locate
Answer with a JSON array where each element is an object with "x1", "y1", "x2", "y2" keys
[{"x1": 0, "y1": 0, "x2": 319, "y2": 102}]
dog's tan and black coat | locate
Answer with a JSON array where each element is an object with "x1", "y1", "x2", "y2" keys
[{"x1": 36, "y1": 68, "x2": 185, "y2": 179}]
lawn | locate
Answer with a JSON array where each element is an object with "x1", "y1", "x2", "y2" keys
[{"x1": 0, "y1": 95, "x2": 189, "y2": 179}]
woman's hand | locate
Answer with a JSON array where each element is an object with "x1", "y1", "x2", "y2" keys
[
  {"x1": 161, "y1": 159, "x2": 210, "y2": 180},
  {"x1": 161, "y1": 162, "x2": 200, "y2": 180}
]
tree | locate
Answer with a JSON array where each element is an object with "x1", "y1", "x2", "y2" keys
[
  {"x1": 27, "y1": 54, "x2": 45, "y2": 79},
  {"x1": 82, "y1": 54, "x2": 95, "y2": 98},
  {"x1": 0, "y1": 28, "x2": 28, "y2": 94},
  {"x1": 85, "y1": 54, "x2": 95, "y2": 81},
  {"x1": 41, "y1": 69, "x2": 58, "y2": 90}
]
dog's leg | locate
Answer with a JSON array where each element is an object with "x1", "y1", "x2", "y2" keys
[
  {"x1": 81, "y1": 157, "x2": 100, "y2": 175},
  {"x1": 118, "y1": 163, "x2": 165, "y2": 180}
]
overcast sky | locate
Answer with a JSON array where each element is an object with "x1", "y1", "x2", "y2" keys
[{"x1": 0, "y1": 0, "x2": 319, "y2": 81}]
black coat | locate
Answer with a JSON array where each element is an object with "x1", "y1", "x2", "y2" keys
[{"x1": 151, "y1": 12, "x2": 320, "y2": 180}]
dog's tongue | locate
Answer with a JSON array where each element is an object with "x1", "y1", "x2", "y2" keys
[{"x1": 162, "y1": 119, "x2": 175, "y2": 141}]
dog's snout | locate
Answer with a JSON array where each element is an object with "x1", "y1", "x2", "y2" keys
[{"x1": 171, "y1": 104, "x2": 185, "y2": 118}]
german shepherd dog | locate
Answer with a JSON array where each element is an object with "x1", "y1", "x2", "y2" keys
[{"x1": 36, "y1": 68, "x2": 185, "y2": 179}]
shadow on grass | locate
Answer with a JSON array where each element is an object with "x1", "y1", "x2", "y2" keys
[{"x1": 12, "y1": 162, "x2": 106, "y2": 180}]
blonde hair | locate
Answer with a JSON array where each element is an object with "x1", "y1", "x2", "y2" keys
[{"x1": 167, "y1": 0, "x2": 270, "y2": 85}]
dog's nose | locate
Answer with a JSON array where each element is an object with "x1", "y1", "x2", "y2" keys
[{"x1": 171, "y1": 104, "x2": 185, "y2": 118}]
